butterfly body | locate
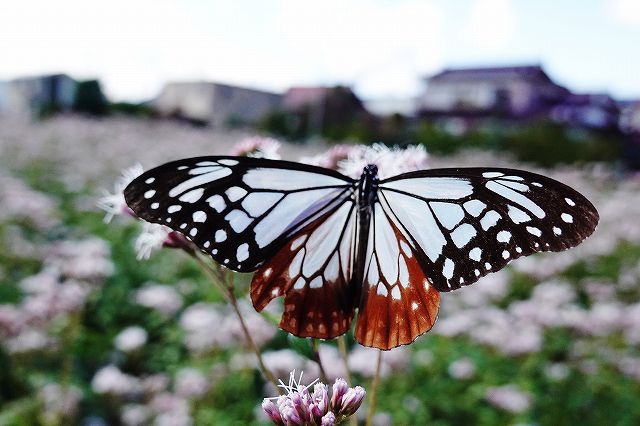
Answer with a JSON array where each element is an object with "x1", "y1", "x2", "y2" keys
[{"x1": 125, "y1": 156, "x2": 598, "y2": 350}]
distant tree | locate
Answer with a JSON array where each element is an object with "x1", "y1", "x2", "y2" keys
[{"x1": 73, "y1": 80, "x2": 108, "y2": 116}]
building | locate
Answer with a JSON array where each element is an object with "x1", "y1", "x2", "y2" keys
[
  {"x1": 551, "y1": 93, "x2": 620, "y2": 131},
  {"x1": 153, "y1": 82, "x2": 283, "y2": 127},
  {"x1": 0, "y1": 74, "x2": 77, "y2": 117},
  {"x1": 417, "y1": 65, "x2": 569, "y2": 119}
]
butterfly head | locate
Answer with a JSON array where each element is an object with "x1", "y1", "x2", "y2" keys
[{"x1": 363, "y1": 164, "x2": 379, "y2": 179}]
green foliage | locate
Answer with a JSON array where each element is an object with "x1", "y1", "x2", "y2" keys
[{"x1": 73, "y1": 80, "x2": 108, "y2": 116}]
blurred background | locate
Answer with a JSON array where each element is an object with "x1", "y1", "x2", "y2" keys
[{"x1": 1, "y1": 1, "x2": 640, "y2": 425}]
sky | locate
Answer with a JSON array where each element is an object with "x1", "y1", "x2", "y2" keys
[{"x1": 1, "y1": 0, "x2": 639, "y2": 102}]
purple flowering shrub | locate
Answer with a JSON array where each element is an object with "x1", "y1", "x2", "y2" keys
[{"x1": 1, "y1": 117, "x2": 640, "y2": 424}]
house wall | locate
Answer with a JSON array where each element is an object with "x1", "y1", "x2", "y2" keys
[
  {"x1": 154, "y1": 83, "x2": 217, "y2": 122},
  {"x1": 211, "y1": 84, "x2": 282, "y2": 128}
]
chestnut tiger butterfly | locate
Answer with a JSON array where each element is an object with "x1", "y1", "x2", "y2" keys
[{"x1": 124, "y1": 156, "x2": 598, "y2": 350}]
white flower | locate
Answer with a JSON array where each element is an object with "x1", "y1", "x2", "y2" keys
[
  {"x1": 115, "y1": 326, "x2": 148, "y2": 352},
  {"x1": 448, "y1": 358, "x2": 476, "y2": 380},
  {"x1": 174, "y1": 368, "x2": 209, "y2": 398},
  {"x1": 121, "y1": 404, "x2": 151, "y2": 426},
  {"x1": 97, "y1": 163, "x2": 143, "y2": 223},
  {"x1": 337, "y1": 143, "x2": 428, "y2": 179},
  {"x1": 135, "y1": 284, "x2": 183, "y2": 316},
  {"x1": 230, "y1": 136, "x2": 281, "y2": 160},
  {"x1": 91, "y1": 365, "x2": 141, "y2": 396},
  {"x1": 135, "y1": 223, "x2": 172, "y2": 260},
  {"x1": 485, "y1": 385, "x2": 532, "y2": 413}
]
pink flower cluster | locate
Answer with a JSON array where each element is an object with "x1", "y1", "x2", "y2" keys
[{"x1": 262, "y1": 371, "x2": 365, "y2": 426}]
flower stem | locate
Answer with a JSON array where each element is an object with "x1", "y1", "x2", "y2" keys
[
  {"x1": 310, "y1": 339, "x2": 328, "y2": 384},
  {"x1": 365, "y1": 350, "x2": 383, "y2": 426},
  {"x1": 190, "y1": 251, "x2": 282, "y2": 394},
  {"x1": 337, "y1": 335, "x2": 352, "y2": 385}
]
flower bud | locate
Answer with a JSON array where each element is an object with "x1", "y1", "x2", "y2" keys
[
  {"x1": 330, "y1": 378, "x2": 349, "y2": 410},
  {"x1": 321, "y1": 411, "x2": 336, "y2": 426},
  {"x1": 338, "y1": 386, "x2": 366, "y2": 416},
  {"x1": 262, "y1": 399, "x2": 284, "y2": 426}
]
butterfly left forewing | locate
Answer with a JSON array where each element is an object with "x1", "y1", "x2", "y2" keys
[
  {"x1": 124, "y1": 156, "x2": 354, "y2": 272},
  {"x1": 379, "y1": 168, "x2": 599, "y2": 292},
  {"x1": 355, "y1": 204, "x2": 440, "y2": 350}
]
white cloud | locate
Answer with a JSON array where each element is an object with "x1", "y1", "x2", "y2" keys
[
  {"x1": 0, "y1": 0, "x2": 445, "y2": 101},
  {"x1": 468, "y1": 0, "x2": 515, "y2": 50},
  {"x1": 609, "y1": 0, "x2": 640, "y2": 26}
]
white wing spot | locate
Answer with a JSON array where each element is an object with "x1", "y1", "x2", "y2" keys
[
  {"x1": 189, "y1": 228, "x2": 197, "y2": 237},
  {"x1": 293, "y1": 277, "x2": 306, "y2": 289},
  {"x1": 431, "y1": 202, "x2": 465, "y2": 230},
  {"x1": 399, "y1": 257, "x2": 410, "y2": 288},
  {"x1": 485, "y1": 262, "x2": 492, "y2": 270},
  {"x1": 177, "y1": 166, "x2": 188, "y2": 170},
  {"x1": 507, "y1": 205, "x2": 532, "y2": 224},
  {"x1": 469, "y1": 247, "x2": 482, "y2": 261},
  {"x1": 263, "y1": 268, "x2": 273, "y2": 278},
  {"x1": 483, "y1": 171, "x2": 504, "y2": 178},
  {"x1": 225, "y1": 210, "x2": 252, "y2": 232},
  {"x1": 532, "y1": 182, "x2": 543, "y2": 187},
  {"x1": 399, "y1": 240, "x2": 412, "y2": 258},
  {"x1": 391, "y1": 286, "x2": 401, "y2": 301},
  {"x1": 565, "y1": 198, "x2": 576, "y2": 206},
  {"x1": 310, "y1": 276, "x2": 323, "y2": 289},
  {"x1": 497, "y1": 179, "x2": 529, "y2": 192},
  {"x1": 180, "y1": 223, "x2": 187, "y2": 229},
  {"x1": 271, "y1": 288, "x2": 279, "y2": 296},
  {"x1": 165, "y1": 217, "x2": 171, "y2": 223},
  {"x1": 423, "y1": 279, "x2": 431, "y2": 291},
  {"x1": 443, "y1": 258, "x2": 454, "y2": 280},
  {"x1": 486, "y1": 181, "x2": 545, "y2": 218},
  {"x1": 151, "y1": 202, "x2": 159, "y2": 209},
  {"x1": 145, "y1": 177, "x2": 155, "y2": 184},
  {"x1": 144, "y1": 190, "x2": 156, "y2": 199},
  {"x1": 236, "y1": 243, "x2": 249, "y2": 262},
  {"x1": 204, "y1": 241, "x2": 210, "y2": 248},
  {"x1": 289, "y1": 249, "x2": 305, "y2": 277},
  {"x1": 553, "y1": 226, "x2": 562, "y2": 235},
  {"x1": 212, "y1": 249, "x2": 218, "y2": 254},
  {"x1": 497, "y1": 230, "x2": 512, "y2": 243},
  {"x1": 215, "y1": 230, "x2": 227, "y2": 242},
  {"x1": 168, "y1": 205, "x2": 182, "y2": 214},
  {"x1": 526, "y1": 226, "x2": 542, "y2": 237},
  {"x1": 411, "y1": 302, "x2": 419, "y2": 311},
  {"x1": 241, "y1": 192, "x2": 284, "y2": 217},
  {"x1": 169, "y1": 167, "x2": 232, "y2": 196},
  {"x1": 561, "y1": 213, "x2": 573, "y2": 223},
  {"x1": 225, "y1": 186, "x2": 247, "y2": 202},
  {"x1": 516, "y1": 246, "x2": 522, "y2": 253},
  {"x1": 463, "y1": 199, "x2": 486, "y2": 217},
  {"x1": 206, "y1": 195, "x2": 226, "y2": 213},
  {"x1": 451, "y1": 224, "x2": 477, "y2": 248},
  {"x1": 219, "y1": 159, "x2": 238, "y2": 166},
  {"x1": 179, "y1": 188, "x2": 205, "y2": 203},
  {"x1": 502, "y1": 250, "x2": 510, "y2": 259},
  {"x1": 192, "y1": 211, "x2": 207, "y2": 222},
  {"x1": 376, "y1": 284, "x2": 388, "y2": 297},
  {"x1": 480, "y1": 210, "x2": 501, "y2": 230},
  {"x1": 291, "y1": 235, "x2": 306, "y2": 251},
  {"x1": 474, "y1": 269, "x2": 480, "y2": 277}
]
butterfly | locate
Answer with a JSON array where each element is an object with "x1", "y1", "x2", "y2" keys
[{"x1": 124, "y1": 156, "x2": 599, "y2": 350}]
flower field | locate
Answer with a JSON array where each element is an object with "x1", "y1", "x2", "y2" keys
[{"x1": 1, "y1": 116, "x2": 640, "y2": 425}]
